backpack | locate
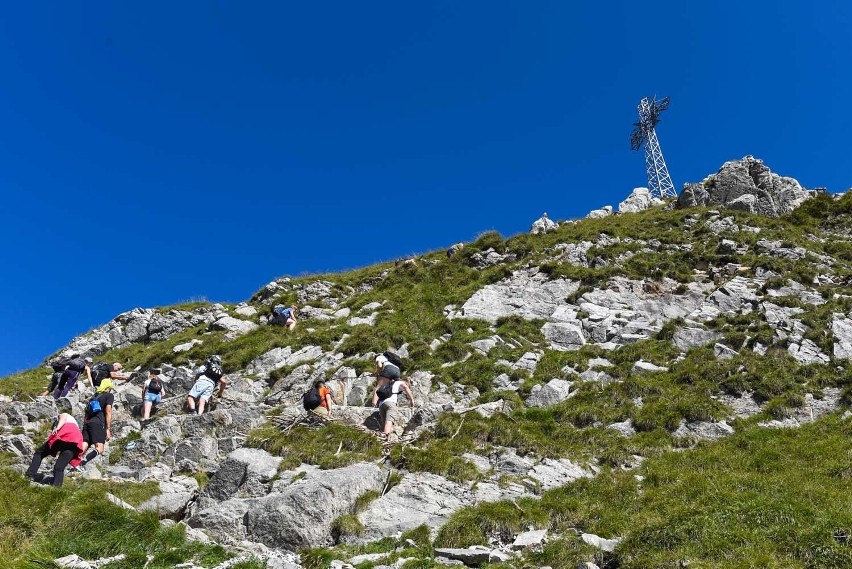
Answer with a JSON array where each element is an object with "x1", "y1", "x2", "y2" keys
[
  {"x1": 204, "y1": 362, "x2": 224, "y2": 381},
  {"x1": 91, "y1": 361, "x2": 112, "y2": 384},
  {"x1": 147, "y1": 377, "x2": 163, "y2": 395},
  {"x1": 50, "y1": 357, "x2": 72, "y2": 373},
  {"x1": 383, "y1": 351, "x2": 403, "y2": 370},
  {"x1": 376, "y1": 381, "x2": 395, "y2": 402},
  {"x1": 67, "y1": 358, "x2": 87, "y2": 372},
  {"x1": 86, "y1": 396, "x2": 103, "y2": 416},
  {"x1": 302, "y1": 386, "x2": 322, "y2": 410}
]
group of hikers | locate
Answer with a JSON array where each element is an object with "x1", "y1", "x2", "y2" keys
[
  {"x1": 302, "y1": 351, "x2": 414, "y2": 438},
  {"x1": 27, "y1": 344, "x2": 412, "y2": 487}
]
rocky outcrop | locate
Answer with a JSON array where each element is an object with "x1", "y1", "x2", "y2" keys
[
  {"x1": 530, "y1": 213, "x2": 558, "y2": 235},
  {"x1": 618, "y1": 188, "x2": 662, "y2": 214},
  {"x1": 57, "y1": 305, "x2": 223, "y2": 359},
  {"x1": 245, "y1": 463, "x2": 384, "y2": 550},
  {"x1": 678, "y1": 156, "x2": 811, "y2": 217}
]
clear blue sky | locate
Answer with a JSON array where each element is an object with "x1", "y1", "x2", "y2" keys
[{"x1": 1, "y1": 2, "x2": 850, "y2": 376}]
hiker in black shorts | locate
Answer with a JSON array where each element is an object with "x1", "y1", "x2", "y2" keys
[{"x1": 77, "y1": 379, "x2": 115, "y2": 469}]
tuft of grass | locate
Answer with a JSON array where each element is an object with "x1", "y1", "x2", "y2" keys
[
  {"x1": 246, "y1": 422, "x2": 383, "y2": 470},
  {"x1": 0, "y1": 468, "x2": 232, "y2": 569}
]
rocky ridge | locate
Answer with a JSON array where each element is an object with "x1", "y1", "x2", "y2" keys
[{"x1": 2, "y1": 157, "x2": 852, "y2": 568}]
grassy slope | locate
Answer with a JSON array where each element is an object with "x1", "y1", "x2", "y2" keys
[{"x1": 2, "y1": 193, "x2": 852, "y2": 566}]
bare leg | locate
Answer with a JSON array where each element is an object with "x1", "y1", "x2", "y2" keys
[
  {"x1": 186, "y1": 396, "x2": 196, "y2": 413},
  {"x1": 197, "y1": 397, "x2": 207, "y2": 415},
  {"x1": 142, "y1": 401, "x2": 152, "y2": 420}
]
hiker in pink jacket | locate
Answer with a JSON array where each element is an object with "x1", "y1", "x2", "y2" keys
[{"x1": 25, "y1": 412, "x2": 84, "y2": 487}]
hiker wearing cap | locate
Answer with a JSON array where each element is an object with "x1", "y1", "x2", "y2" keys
[
  {"x1": 25, "y1": 410, "x2": 84, "y2": 487},
  {"x1": 186, "y1": 355, "x2": 226, "y2": 416},
  {"x1": 373, "y1": 376, "x2": 414, "y2": 437},
  {"x1": 78, "y1": 379, "x2": 115, "y2": 468},
  {"x1": 90, "y1": 361, "x2": 131, "y2": 390},
  {"x1": 53, "y1": 356, "x2": 94, "y2": 398},
  {"x1": 141, "y1": 369, "x2": 166, "y2": 420},
  {"x1": 271, "y1": 304, "x2": 298, "y2": 330}
]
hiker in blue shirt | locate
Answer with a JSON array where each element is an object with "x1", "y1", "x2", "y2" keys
[{"x1": 271, "y1": 304, "x2": 298, "y2": 330}]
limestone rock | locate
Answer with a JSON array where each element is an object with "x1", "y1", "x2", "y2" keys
[
  {"x1": 208, "y1": 316, "x2": 259, "y2": 338},
  {"x1": 587, "y1": 206, "x2": 613, "y2": 219},
  {"x1": 456, "y1": 269, "x2": 580, "y2": 324},
  {"x1": 833, "y1": 314, "x2": 852, "y2": 360},
  {"x1": 542, "y1": 322, "x2": 586, "y2": 351},
  {"x1": 788, "y1": 339, "x2": 830, "y2": 365},
  {"x1": 202, "y1": 448, "x2": 282, "y2": 501},
  {"x1": 630, "y1": 360, "x2": 668, "y2": 374},
  {"x1": 348, "y1": 472, "x2": 475, "y2": 544},
  {"x1": 580, "y1": 533, "x2": 621, "y2": 553},
  {"x1": 673, "y1": 420, "x2": 734, "y2": 441},
  {"x1": 673, "y1": 326, "x2": 720, "y2": 350},
  {"x1": 714, "y1": 343, "x2": 739, "y2": 360},
  {"x1": 525, "y1": 379, "x2": 573, "y2": 408},
  {"x1": 433, "y1": 547, "x2": 491, "y2": 565},
  {"x1": 530, "y1": 212, "x2": 558, "y2": 235},
  {"x1": 512, "y1": 529, "x2": 548, "y2": 550},
  {"x1": 618, "y1": 188, "x2": 653, "y2": 214},
  {"x1": 246, "y1": 462, "x2": 384, "y2": 550},
  {"x1": 677, "y1": 156, "x2": 811, "y2": 217}
]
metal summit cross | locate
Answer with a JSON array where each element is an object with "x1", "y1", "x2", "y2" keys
[{"x1": 630, "y1": 96, "x2": 677, "y2": 199}]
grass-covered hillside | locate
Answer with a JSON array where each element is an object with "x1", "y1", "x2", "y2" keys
[{"x1": 2, "y1": 189, "x2": 852, "y2": 568}]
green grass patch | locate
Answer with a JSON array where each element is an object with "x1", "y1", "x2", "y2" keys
[{"x1": 246, "y1": 422, "x2": 383, "y2": 469}]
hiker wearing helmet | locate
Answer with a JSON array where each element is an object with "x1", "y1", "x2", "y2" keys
[
  {"x1": 25, "y1": 409, "x2": 84, "y2": 487},
  {"x1": 77, "y1": 379, "x2": 115, "y2": 468},
  {"x1": 186, "y1": 355, "x2": 226, "y2": 415}
]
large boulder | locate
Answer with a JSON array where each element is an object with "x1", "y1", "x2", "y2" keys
[
  {"x1": 245, "y1": 462, "x2": 384, "y2": 550},
  {"x1": 202, "y1": 448, "x2": 282, "y2": 501},
  {"x1": 677, "y1": 156, "x2": 811, "y2": 217},
  {"x1": 347, "y1": 472, "x2": 475, "y2": 544},
  {"x1": 618, "y1": 188, "x2": 657, "y2": 213},
  {"x1": 525, "y1": 379, "x2": 573, "y2": 408}
]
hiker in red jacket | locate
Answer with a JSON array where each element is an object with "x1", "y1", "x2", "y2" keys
[{"x1": 25, "y1": 412, "x2": 85, "y2": 487}]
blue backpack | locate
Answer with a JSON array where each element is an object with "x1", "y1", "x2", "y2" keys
[{"x1": 86, "y1": 396, "x2": 103, "y2": 416}]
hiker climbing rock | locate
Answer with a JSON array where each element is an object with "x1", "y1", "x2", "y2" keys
[
  {"x1": 25, "y1": 409, "x2": 85, "y2": 487},
  {"x1": 52, "y1": 356, "x2": 94, "y2": 398},
  {"x1": 42, "y1": 354, "x2": 81, "y2": 396},
  {"x1": 373, "y1": 376, "x2": 414, "y2": 438},
  {"x1": 371, "y1": 351, "x2": 402, "y2": 403},
  {"x1": 302, "y1": 379, "x2": 334, "y2": 419},
  {"x1": 141, "y1": 368, "x2": 166, "y2": 420},
  {"x1": 186, "y1": 355, "x2": 226, "y2": 415},
  {"x1": 90, "y1": 361, "x2": 131, "y2": 389},
  {"x1": 78, "y1": 379, "x2": 115, "y2": 469},
  {"x1": 271, "y1": 304, "x2": 298, "y2": 330}
]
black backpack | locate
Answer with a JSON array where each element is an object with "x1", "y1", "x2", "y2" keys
[
  {"x1": 376, "y1": 381, "x2": 395, "y2": 402},
  {"x1": 67, "y1": 358, "x2": 87, "y2": 372},
  {"x1": 91, "y1": 361, "x2": 111, "y2": 383},
  {"x1": 383, "y1": 351, "x2": 403, "y2": 370},
  {"x1": 50, "y1": 357, "x2": 72, "y2": 373},
  {"x1": 204, "y1": 362, "x2": 224, "y2": 381},
  {"x1": 302, "y1": 387, "x2": 322, "y2": 410},
  {"x1": 147, "y1": 377, "x2": 163, "y2": 395}
]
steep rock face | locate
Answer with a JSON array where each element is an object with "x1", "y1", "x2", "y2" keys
[
  {"x1": 57, "y1": 305, "x2": 224, "y2": 358},
  {"x1": 678, "y1": 156, "x2": 811, "y2": 217},
  {"x1": 245, "y1": 463, "x2": 384, "y2": 550}
]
